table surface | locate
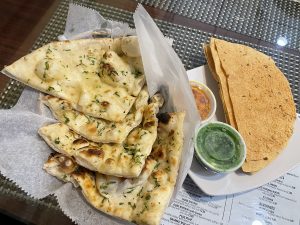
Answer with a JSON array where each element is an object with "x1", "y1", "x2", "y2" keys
[{"x1": 0, "y1": 0, "x2": 299, "y2": 224}]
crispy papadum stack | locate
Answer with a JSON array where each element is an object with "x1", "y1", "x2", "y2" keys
[{"x1": 204, "y1": 38, "x2": 296, "y2": 172}]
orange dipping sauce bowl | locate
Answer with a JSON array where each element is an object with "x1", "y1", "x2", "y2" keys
[{"x1": 190, "y1": 80, "x2": 217, "y2": 123}]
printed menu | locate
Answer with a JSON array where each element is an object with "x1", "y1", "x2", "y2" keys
[{"x1": 162, "y1": 166, "x2": 300, "y2": 225}]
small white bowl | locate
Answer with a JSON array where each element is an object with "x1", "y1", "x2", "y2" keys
[
  {"x1": 194, "y1": 121, "x2": 247, "y2": 173},
  {"x1": 190, "y1": 80, "x2": 217, "y2": 124}
]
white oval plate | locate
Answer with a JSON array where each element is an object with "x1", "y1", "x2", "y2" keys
[{"x1": 187, "y1": 65, "x2": 300, "y2": 196}]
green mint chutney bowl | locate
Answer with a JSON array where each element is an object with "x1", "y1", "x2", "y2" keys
[{"x1": 194, "y1": 121, "x2": 246, "y2": 173}]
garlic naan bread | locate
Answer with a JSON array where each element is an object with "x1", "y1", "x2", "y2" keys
[
  {"x1": 43, "y1": 112, "x2": 185, "y2": 225},
  {"x1": 41, "y1": 86, "x2": 149, "y2": 143},
  {"x1": 39, "y1": 94, "x2": 163, "y2": 178},
  {"x1": 205, "y1": 38, "x2": 296, "y2": 172},
  {"x1": 132, "y1": 112, "x2": 185, "y2": 224},
  {"x1": 44, "y1": 153, "x2": 157, "y2": 224},
  {"x1": 2, "y1": 37, "x2": 145, "y2": 121}
]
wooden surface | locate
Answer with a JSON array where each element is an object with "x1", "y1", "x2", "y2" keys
[
  {"x1": 0, "y1": 1, "x2": 73, "y2": 224},
  {"x1": 0, "y1": 0, "x2": 60, "y2": 90}
]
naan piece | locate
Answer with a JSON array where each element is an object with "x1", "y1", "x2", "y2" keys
[
  {"x1": 41, "y1": 86, "x2": 149, "y2": 143},
  {"x1": 206, "y1": 38, "x2": 296, "y2": 172},
  {"x1": 44, "y1": 153, "x2": 157, "y2": 224},
  {"x1": 39, "y1": 94, "x2": 164, "y2": 178},
  {"x1": 131, "y1": 112, "x2": 185, "y2": 225},
  {"x1": 43, "y1": 112, "x2": 185, "y2": 225},
  {"x1": 2, "y1": 37, "x2": 145, "y2": 121}
]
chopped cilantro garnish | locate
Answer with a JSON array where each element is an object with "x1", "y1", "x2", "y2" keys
[
  {"x1": 124, "y1": 145, "x2": 143, "y2": 165},
  {"x1": 101, "y1": 196, "x2": 109, "y2": 204},
  {"x1": 46, "y1": 47, "x2": 52, "y2": 54},
  {"x1": 134, "y1": 70, "x2": 142, "y2": 78},
  {"x1": 140, "y1": 202, "x2": 149, "y2": 214},
  {"x1": 128, "y1": 202, "x2": 136, "y2": 209},
  {"x1": 99, "y1": 181, "x2": 116, "y2": 189},
  {"x1": 124, "y1": 187, "x2": 135, "y2": 194},
  {"x1": 54, "y1": 137, "x2": 60, "y2": 144},
  {"x1": 137, "y1": 187, "x2": 143, "y2": 197},
  {"x1": 145, "y1": 194, "x2": 151, "y2": 201},
  {"x1": 154, "y1": 162, "x2": 160, "y2": 170},
  {"x1": 120, "y1": 70, "x2": 128, "y2": 76},
  {"x1": 153, "y1": 175, "x2": 160, "y2": 188},
  {"x1": 140, "y1": 131, "x2": 147, "y2": 138},
  {"x1": 76, "y1": 59, "x2": 86, "y2": 67},
  {"x1": 47, "y1": 86, "x2": 55, "y2": 92},
  {"x1": 165, "y1": 166, "x2": 171, "y2": 172},
  {"x1": 45, "y1": 61, "x2": 49, "y2": 70},
  {"x1": 63, "y1": 115, "x2": 70, "y2": 124}
]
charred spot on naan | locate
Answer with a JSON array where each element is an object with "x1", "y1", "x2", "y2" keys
[
  {"x1": 144, "y1": 120, "x2": 155, "y2": 127},
  {"x1": 105, "y1": 158, "x2": 115, "y2": 165},
  {"x1": 151, "y1": 147, "x2": 166, "y2": 160},
  {"x1": 50, "y1": 154, "x2": 78, "y2": 174},
  {"x1": 72, "y1": 166, "x2": 93, "y2": 178},
  {"x1": 72, "y1": 139, "x2": 89, "y2": 150},
  {"x1": 86, "y1": 124, "x2": 97, "y2": 134},
  {"x1": 157, "y1": 113, "x2": 171, "y2": 124},
  {"x1": 79, "y1": 148, "x2": 105, "y2": 159}
]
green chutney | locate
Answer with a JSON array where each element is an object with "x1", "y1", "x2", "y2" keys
[{"x1": 195, "y1": 122, "x2": 245, "y2": 172}]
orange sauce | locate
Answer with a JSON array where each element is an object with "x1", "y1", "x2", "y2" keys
[{"x1": 191, "y1": 84, "x2": 211, "y2": 120}]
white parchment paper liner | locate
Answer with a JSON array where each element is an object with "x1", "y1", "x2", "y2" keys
[
  {"x1": 58, "y1": 3, "x2": 135, "y2": 40},
  {"x1": 0, "y1": 3, "x2": 199, "y2": 225}
]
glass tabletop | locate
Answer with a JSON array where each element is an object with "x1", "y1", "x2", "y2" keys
[{"x1": 0, "y1": 0, "x2": 299, "y2": 225}]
